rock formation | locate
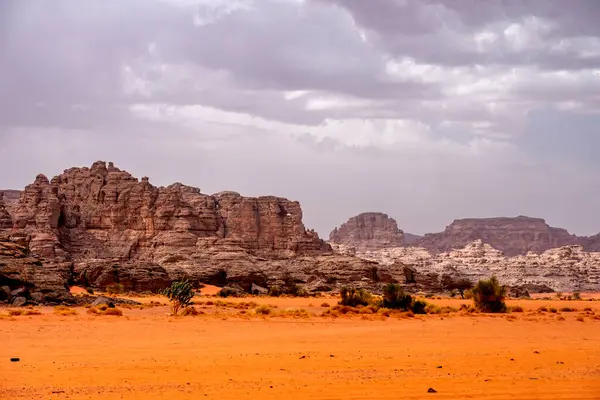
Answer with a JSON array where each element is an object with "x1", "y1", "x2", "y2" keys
[
  {"x1": 332, "y1": 239, "x2": 600, "y2": 292},
  {"x1": 0, "y1": 192, "x2": 12, "y2": 230},
  {"x1": 0, "y1": 162, "x2": 390, "y2": 302},
  {"x1": 414, "y1": 216, "x2": 583, "y2": 256},
  {"x1": 329, "y1": 212, "x2": 406, "y2": 250},
  {"x1": 0, "y1": 190, "x2": 21, "y2": 217}
]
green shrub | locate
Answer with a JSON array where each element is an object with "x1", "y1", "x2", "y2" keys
[
  {"x1": 412, "y1": 299, "x2": 428, "y2": 314},
  {"x1": 106, "y1": 283, "x2": 124, "y2": 295},
  {"x1": 382, "y1": 283, "x2": 412, "y2": 310},
  {"x1": 161, "y1": 280, "x2": 194, "y2": 315},
  {"x1": 339, "y1": 287, "x2": 371, "y2": 307},
  {"x1": 471, "y1": 276, "x2": 507, "y2": 313},
  {"x1": 573, "y1": 292, "x2": 581, "y2": 300}
]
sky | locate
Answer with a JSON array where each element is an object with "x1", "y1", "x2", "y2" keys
[{"x1": 1, "y1": 0, "x2": 600, "y2": 237}]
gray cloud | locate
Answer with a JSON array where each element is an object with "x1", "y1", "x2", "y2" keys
[{"x1": 1, "y1": 0, "x2": 599, "y2": 237}]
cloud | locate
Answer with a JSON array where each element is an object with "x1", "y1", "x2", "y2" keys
[{"x1": 1, "y1": 0, "x2": 599, "y2": 237}]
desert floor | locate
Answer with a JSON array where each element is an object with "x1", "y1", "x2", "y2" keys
[{"x1": 1, "y1": 292, "x2": 600, "y2": 399}]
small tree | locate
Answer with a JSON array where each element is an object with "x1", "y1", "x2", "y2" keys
[
  {"x1": 339, "y1": 287, "x2": 371, "y2": 307},
  {"x1": 161, "y1": 280, "x2": 194, "y2": 315},
  {"x1": 471, "y1": 276, "x2": 507, "y2": 313},
  {"x1": 382, "y1": 283, "x2": 412, "y2": 310},
  {"x1": 441, "y1": 275, "x2": 473, "y2": 299}
]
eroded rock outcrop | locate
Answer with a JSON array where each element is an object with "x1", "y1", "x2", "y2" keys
[
  {"x1": 1, "y1": 161, "x2": 388, "y2": 299},
  {"x1": 333, "y1": 239, "x2": 600, "y2": 292},
  {"x1": 0, "y1": 233, "x2": 72, "y2": 304},
  {"x1": 0, "y1": 190, "x2": 20, "y2": 217},
  {"x1": 0, "y1": 192, "x2": 12, "y2": 230},
  {"x1": 330, "y1": 212, "x2": 406, "y2": 250},
  {"x1": 414, "y1": 216, "x2": 584, "y2": 257}
]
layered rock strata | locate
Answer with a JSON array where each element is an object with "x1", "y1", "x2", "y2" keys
[
  {"x1": 330, "y1": 212, "x2": 406, "y2": 250},
  {"x1": 0, "y1": 162, "x2": 390, "y2": 302}
]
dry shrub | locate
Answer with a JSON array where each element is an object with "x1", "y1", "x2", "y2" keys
[
  {"x1": 23, "y1": 309, "x2": 42, "y2": 316},
  {"x1": 593, "y1": 315, "x2": 600, "y2": 320},
  {"x1": 333, "y1": 305, "x2": 360, "y2": 315},
  {"x1": 180, "y1": 306, "x2": 203, "y2": 316},
  {"x1": 506, "y1": 315, "x2": 517, "y2": 321},
  {"x1": 549, "y1": 307, "x2": 558, "y2": 313},
  {"x1": 8, "y1": 309, "x2": 24, "y2": 316},
  {"x1": 576, "y1": 316, "x2": 585, "y2": 322},
  {"x1": 106, "y1": 283, "x2": 125, "y2": 295},
  {"x1": 377, "y1": 308, "x2": 392, "y2": 317},
  {"x1": 54, "y1": 306, "x2": 77, "y2": 316},
  {"x1": 104, "y1": 308, "x2": 123, "y2": 316},
  {"x1": 557, "y1": 316, "x2": 566, "y2": 321},
  {"x1": 537, "y1": 306, "x2": 548, "y2": 312},
  {"x1": 583, "y1": 307, "x2": 592, "y2": 312},
  {"x1": 87, "y1": 306, "x2": 123, "y2": 316},
  {"x1": 321, "y1": 309, "x2": 340, "y2": 318},
  {"x1": 559, "y1": 307, "x2": 576, "y2": 312},
  {"x1": 320, "y1": 302, "x2": 330, "y2": 308},
  {"x1": 510, "y1": 305, "x2": 524, "y2": 313},
  {"x1": 280, "y1": 308, "x2": 311, "y2": 318},
  {"x1": 255, "y1": 305, "x2": 272, "y2": 315}
]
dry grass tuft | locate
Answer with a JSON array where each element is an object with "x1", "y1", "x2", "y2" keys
[
  {"x1": 180, "y1": 306, "x2": 203, "y2": 316},
  {"x1": 87, "y1": 306, "x2": 124, "y2": 316},
  {"x1": 8, "y1": 309, "x2": 24, "y2": 316},
  {"x1": 54, "y1": 306, "x2": 77, "y2": 316},
  {"x1": 320, "y1": 302, "x2": 330, "y2": 308},
  {"x1": 510, "y1": 305, "x2": 524, "y2": 313}
]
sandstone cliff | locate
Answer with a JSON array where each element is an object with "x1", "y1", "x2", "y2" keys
[
  {"x1": 414, "y1": 216, "x2": 584, "y2": 256},
  {"x1": 0, "y1": 162, "x2": 390, "y2": 303},
  {"x1": 0, "y1": 190, "x2": 20, "y2": 217},
  {"x1": 329, "y1": 212, "x2": 406, "y2": 250}
]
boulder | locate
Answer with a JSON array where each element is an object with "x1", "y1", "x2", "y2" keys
[
  {"x1": 12, "y1": 296, "x2": 27, "y2": 306},
  {"x1": 91, "y1": 297, "x2": 115, "y2": 308}
]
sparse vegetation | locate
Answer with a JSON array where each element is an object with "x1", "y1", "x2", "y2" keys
[
  {"x1": 87, "y1": 306, "x2": 124, "y2": 316},
  {"x1": 559, "y1": 307, "x2": 576, "y2": 312},
  {"x1": 54, "y1": 306, "x2": 77, "y2": 316},
  {"x1": 181, "y1": 306, "x2": 203, "y2": 316},
  {"x1": 573, "y1": 292, "x2": 581, "y2": 300},
  {"x1": 510, "y1": 305, "x2": 524, "y2": 313},
  {"x1": 381, "y1": 283, "x2": 412, "y2": 310},
  {"x1": 412, "y1": 299, "x2": 428, "y2": 314},
  {"x1": 106, "y1": 283, "x2": 125, "y2": 295},
  {"x1": 339, "y1": 287, "x2": 371, "y2": 307},
  {"x1": 441, "y1": 275, "x2": 474, "y2": 299},
  {"x1": 217, "y1": 287, "x2": 242, "y2": 298},
  {"x1": 471, "y1": 276, "x2": 507, "y2": 313},
  {"x1": 161, "y1": 280, "x2": 195, "y2": 315},
  {"x1": 268, "y1": 285, "x2": 282, "y2": 297},
  {"x1": 549, "y1": 307, "x2": 558, "y2": 313},
  {"x1": 255, "y1": 304, "x2": 272, "y2": 315},
  {"x1": 320, "y1": 302, "x2": 330, "y2": 308}
]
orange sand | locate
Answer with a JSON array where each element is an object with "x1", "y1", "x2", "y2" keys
[{"x1": 2, "y1": 298, "x2": 599, "y2": 399}]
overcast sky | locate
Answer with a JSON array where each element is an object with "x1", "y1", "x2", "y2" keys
[{"x1": 1, "y1": 0, "x2": 600, "y2": 237}]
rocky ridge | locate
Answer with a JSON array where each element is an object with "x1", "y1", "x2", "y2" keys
[
  {"x1": 414, "y1": 216, "x2": 586, "y2": 256},
  {"x1": 332, "y1": 240, "x2": 600, "y2": 292},
  {"x1": 329, "y1": 212, "x2": 407, "y2": 250},
  {"x1": 0, "y1": 162, "x2": 392, "y2": 304}
]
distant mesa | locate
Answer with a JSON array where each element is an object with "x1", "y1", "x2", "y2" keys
[
  {"x1": 329, "y1": 212, "x2": 417, "y2": 250},
  {"x1": 330, "y1": 212, "x2": 600, "y2": 257}
]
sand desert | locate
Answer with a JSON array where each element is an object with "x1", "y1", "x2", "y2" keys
[{"x1": 2, "y1": 289, "x2": 600, "y2": 400}]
